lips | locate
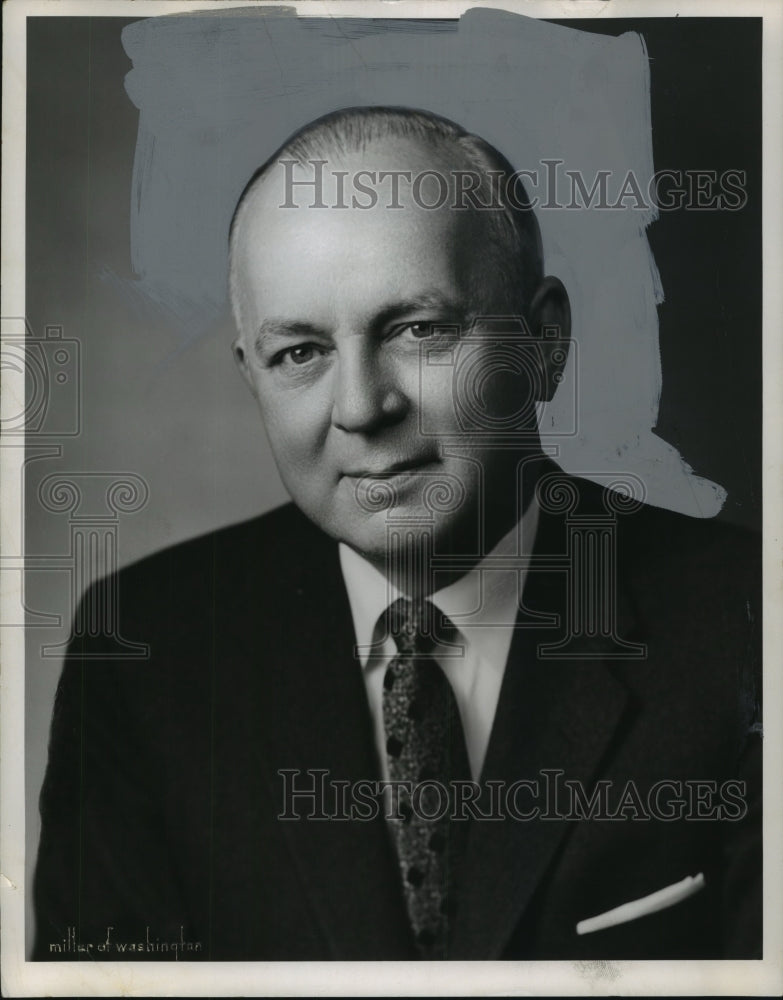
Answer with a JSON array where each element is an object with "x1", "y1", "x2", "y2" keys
[{"x1": 342, "y1": 457, "x2": 437, "y2": 478}]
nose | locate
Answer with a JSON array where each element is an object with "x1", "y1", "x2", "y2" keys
[{"x1": 331, "y1": 347, "x2": 408, "y2": 434}]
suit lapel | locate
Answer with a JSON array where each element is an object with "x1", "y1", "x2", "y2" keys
[
  {"x1": 450, "y1": 479, "x2": 637, "y2": 958},
  {"x1": 241, "y1": 519, "x2": 415, "y2": 958}
]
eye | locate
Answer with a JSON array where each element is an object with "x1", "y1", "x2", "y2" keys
[
  {"x1": 390, "y1": 320, "x2": 461, "y2": 347},
  {"x1": 273, "y1": 344, "x2": 322, "y2": 366},
  {"x1": 391, "y1": 321, "x2": 435, "y2": 339},
  {"x1": 288, "y1": 345, "x2": 316, "y2": 364},
  {"x1": 405, "y1": 322, "x2": 434, "y2": 339}
]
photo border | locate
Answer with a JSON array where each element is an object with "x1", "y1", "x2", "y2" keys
[{"x1": 2, "y1": 1, "x2": 781, "y2": 995}]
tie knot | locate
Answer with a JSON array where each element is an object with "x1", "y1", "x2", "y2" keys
[{"x1": 386, "y1": 598, "x2": 437, "y2": 656}]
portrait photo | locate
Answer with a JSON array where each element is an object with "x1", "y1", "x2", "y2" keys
[{"x1": 1, "y1": 1, "x2": 781, "y2": 996}]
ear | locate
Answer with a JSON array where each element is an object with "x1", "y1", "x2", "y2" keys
[
  {"x1": 232, "y1": 338, "x2": 257, "y2": 394},
  {"x1": 527, "y1": 275, "x2": 571, "y2": 402}
]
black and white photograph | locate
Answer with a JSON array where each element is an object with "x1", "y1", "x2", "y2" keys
[{"x1": 1, "y1": 0, "x2": 781, "y2": 995}]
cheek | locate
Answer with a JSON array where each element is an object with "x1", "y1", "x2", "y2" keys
[
  {"x1": 422, "y1": 346, "x2": 538, "y2": 433},
  {"x1": 415, "y1": 364, "x2": 458, "y2": 428},
  {"x1": 255, "y1": 381, "x2": 332, "y2": 467}
]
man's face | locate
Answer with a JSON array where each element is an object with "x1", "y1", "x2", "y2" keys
[{"x1": 232, "y1": 140, "x2": 541, "y2": 567}]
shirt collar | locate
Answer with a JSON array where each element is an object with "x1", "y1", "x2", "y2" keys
[
  {"x1": 339, "y1": 540, "x2": 403, "y2": 665},
  {"x1": 339, "y1": 496, "x2": 539, "y2": 669}
]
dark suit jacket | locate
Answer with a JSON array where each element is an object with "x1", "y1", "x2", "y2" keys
[{"x1": 32, "y1": 470, "x2": 761, "y2": 960}]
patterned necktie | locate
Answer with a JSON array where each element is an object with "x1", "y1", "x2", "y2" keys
[{"x1": 382, "y1": 597, "x2": 471, "y2": 959}]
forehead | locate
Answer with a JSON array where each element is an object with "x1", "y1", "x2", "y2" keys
[
  {"x1": 248, "y1": 132, "x2": 466, "y2": 209},
  {"x1": 232, "y1": 137, "x2": 486, "y2": 291}
]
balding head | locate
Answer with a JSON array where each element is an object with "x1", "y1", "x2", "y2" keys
[{"x1": 228, "y1": 106, "x2": 544, "y2": 336}]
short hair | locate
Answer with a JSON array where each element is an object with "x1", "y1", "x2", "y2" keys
[{"x1": 228, "y1": 106, "x2": 544, "y2": 330}]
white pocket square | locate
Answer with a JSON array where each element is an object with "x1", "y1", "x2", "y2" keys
[{"x1": 576, "y1": 873, "x2": 706, "y2": 935}]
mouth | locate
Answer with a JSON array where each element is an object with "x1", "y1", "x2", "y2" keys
[{"x1": 342, "y1": 457, "x2": 437, "y2": 479}]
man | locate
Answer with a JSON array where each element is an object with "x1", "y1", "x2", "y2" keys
[{"x1": 33, "y1": 107, "x2": 761, "y2": 961}]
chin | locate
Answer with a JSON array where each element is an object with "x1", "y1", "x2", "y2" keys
[
  {"x1": 336, "y1": 510, "x2": 438, "y2": 561},
  {"x1": 302, "y1": 490, "x2": 481, "y2": 562}
]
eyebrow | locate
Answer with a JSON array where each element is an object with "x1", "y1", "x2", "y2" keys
[
  {"x1": 254, "y1": 320, "x2": 324, "y2": 353},
  {"x1": 253, "y1": 292, "x2": 467, "y2": 351},
  {"x1": 372, "y1": 292, "x2": 467, "y2": 331}
]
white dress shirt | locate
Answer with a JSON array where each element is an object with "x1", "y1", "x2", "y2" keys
[{"x1": 339, "y1": 498, "x2": 539, "y2": 782}]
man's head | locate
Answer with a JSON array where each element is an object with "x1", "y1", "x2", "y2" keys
[{"x1": 229, "y1": 107, "x2": 570, "y2": 577}]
